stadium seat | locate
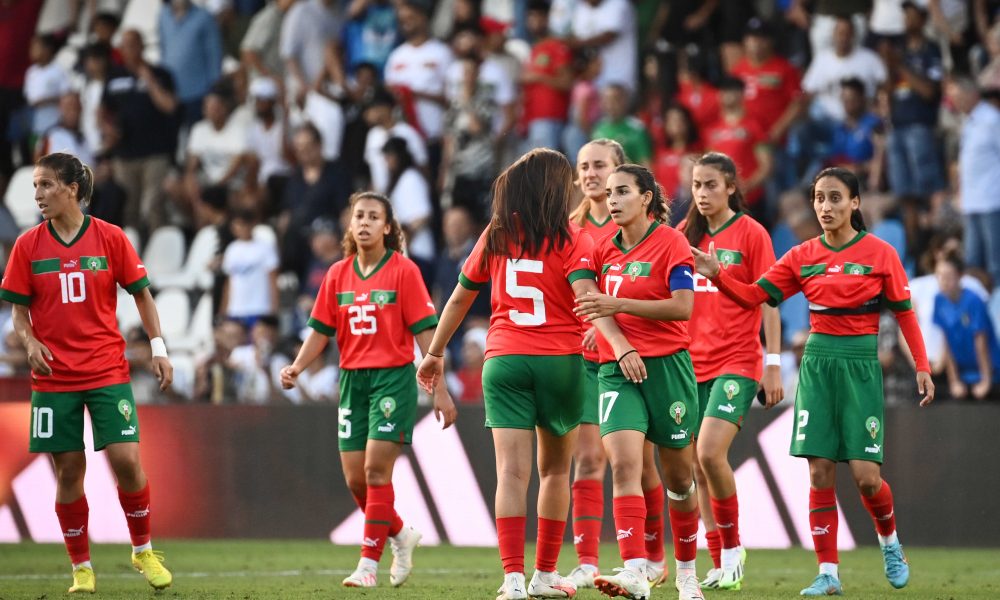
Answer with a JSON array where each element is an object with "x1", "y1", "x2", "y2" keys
[
  {"x1": 4, "y1": 166, "x2": 40, "y2": 230},
  {"x1": 142, "y1": 226, "x2": 186, "y2": 287},
  {"x1": 154, "y1": 288, "x2": 191, "y2": 342},
  {"x1": 168, "y1": 353, "x2": 196, "y2": 400},
  {"x1": 155, "y1": 226, "x2": 219, "y2": 290},
  {"x1": 252, "y1": 223, "x2": 278, "y2": 248},
  {"x1": 170, "y1": 292, "x2": 213, "y2": 353},
  {"x1": 120, "y1": 0, "x2": 162, "y2": 63},
  {"x1": 123, "y1": 226, "x2": 142, "y2": 254},
  {"x1": 116, "y1": 289, "x2": 143, "y2": 333}
]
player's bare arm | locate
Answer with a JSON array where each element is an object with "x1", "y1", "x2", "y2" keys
[
  {"x1": 281, "y1": 329, "x2": 330, "y2": 389},
  {"x1": 133, "y1": 288, "x2": 174, "y2": 391},
  {"x1": 572, "y1": 279, "x2": 646, "y2": 383},
  {"x1": 12, "y1": 304, "x2": 53, "y2": 376},
  {"x1": 415, "y1": 328, "x2": 457, "y2": 429},
  {"x1": 416, "y1": 283, "x2": 477, "y2": 393}
]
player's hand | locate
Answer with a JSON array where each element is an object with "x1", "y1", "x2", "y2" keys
[
  {"x1": 152, "y1": 356, "x2": 173, "y2": 391},
  {"x1": 917, "y1": 371, "x2": 935, "y2": 406},
  {"x1": 691, "y1": 241, "x2": 720, "y2": 278},
  {"x1": 25, "y1": 338, "x2": 53, "y2": 376},
  {"x1": 761, "y1": 364, "x2": 784, "y2": 408},
  {"x1": 582, "y1": 327, "x2": 598, "y2": 352},
  {"x1": 972, "y1": 379, "x2": 991, "y2": 400},
  {"x1": 280, "y1": 364, "x2": 301, "y2": 389},
  {"x1": 948, "y1": 378, "x2": 966, "y2": 400},
  {"x1": 416, "y1": 354, "x2": 443, "y2": 394},
  {"x1": 615, "y1": 347, "x2": 646, "y2": 384},
  {"x1": 432, "y1": 388, "x2": 458, "y2": 429},
  {"x1": 574, "y1": 291, "x2": 621, "y2": 321}
]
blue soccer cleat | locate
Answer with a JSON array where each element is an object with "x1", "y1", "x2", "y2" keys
[
  {"x1": 800, "y1": 573, "x2": 843, "y2": 596},
  {"x1": 881, "y1": 542, "x2": 910, "y2": 589}
]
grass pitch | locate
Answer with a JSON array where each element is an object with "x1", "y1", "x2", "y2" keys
[{"x1": 1, "y1": 541, "x2": 998, "y2": 599}]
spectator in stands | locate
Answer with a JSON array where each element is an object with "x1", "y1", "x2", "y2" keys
[
  {"x1": 125, "y1": 326, "x2": 169, "y2": 404},
  {"x1": 245, "y1": 76, "x2": 291, "y2": 215},
  {"x1": 221, "y1": 210, "x2": 280, "y2": 328},
  {"x1": 771, "y1": 189, "x2": 819, "y2": 344},
  {"x1": 0, "y1": 0, "x2": 43, "y2": 188},
  {"x1": 383, "y1": 136, "x2": 435, "y2": 275},
  {"x1": 80, "y1": 42, "x2": 111, "y2": 156},
  {"x1": 521, "y1": 0, "x2": 573, "y2": 153},
  {"x1": 280, "y1": 0, "x2": 343, "y2": 104},
  {"x1": 934, "y1": 253, "x2": 1000, "y2": 399},
  {"x1": 24, "y1": 34, "x2": 70, "y2": 139},
  {"x1": 194, "y1": 318, "x2": 248, "y2": 403},
  {"x1": 0, "y1": 303, "x2": 28, "y2": 377},
  {"x1": 88, "y1": 12, "x2": 122, "y2": 65},
  {"x1": 732, "y1": 18, "x2": 803, "y2": 147},
  {"x1": 561, "y1": 49, "x2": 602, "y2": 163},
  {"x1": 456, "y1": 326, "x2": 486, "y2": 402},
  {"x1": 591, "y1": 83, "x2": 652, "y2": 167},
  {"x1": 34, "y1": 93, "x2": 93, "y2": 166},
  {"x1": 338, "y1": 62, "x2": 378, "y2": 189},
  {"x1": 826, "y1": 78, "x2": 886, "y2": 190},
  {"x1": 159, "y1": 0, "x2": 224, "y2": 126},
  {"x1": 102, "y1": 29, "x2": 179, "y2": 237},
  {"x1": 802, "y1": 16, "x2": 887, "y2": 122},
  {"x1": 342, "y1": 0, "x2": 400, "y2": 77},
  {"x1": 241, "y1": 0, "x2": 295, "y2": 82},
  {"x1": 445, "y1": 25, "x2": 517, "y2": 147},
  {"x1": 363, "y1": 86, "x2": 427, "y2": 193},
  {"x1": 959, "y1": 86, "x2": 1000, "y2": 291},
  {"x1": 976, "y1": 21, "x2": 1000, "y2": 89},
  {"x1": 299, "y1": 216, "x2": 342, "y2": 298},
  {"x1": 230, "y1": 315, "x2": 287, "y2": 404},
  {"x1": 674, "y1": 47, "x2": 721, "y2": 135},
  {"x1": 275, "y1": 335, "x2": 338, "y2": 403},
  {"x1": 569, "y1": 0, "x2": 637, "y2": 92},
  {"x1": 652, "y1": 103, "x2": 699, "y2": 210}
]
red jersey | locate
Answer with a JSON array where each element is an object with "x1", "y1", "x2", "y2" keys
[
  {"x1": 653, "y1": 144, "x2": 699, "y2": 199},
  {"x1": 594, "y1": 223, "x2": 694, "y2": 361},
  {"x1": 757, "y1": 232, "x2": 912, "y2": 335},
  {"x1": 309, "y1": 251, "x2": 438, "y2": 370},
  {"x1": 703, "y1": 115, "x2": 768, "y2": 204},
  {"x1": 523, "y1": 38, "x2": 572, "y2": 123},
  {"x1": 580, "y1": 214, "x2": 618, "y2": 362},
  {"x1": 730, "y1": 56, "x2": 801, "y2": 136},
  {"x1": 683, "y1": 213, "x2": 775, "y2": 382},
  {"x1": 677, "y1": 79, "x2": 720, "y2": 134},
  {"x1": 460, "y1": 226, "x2": 596, "y2": 359},
  {"x1": 0, "y1": 216, "x2": 149, "y2": 392}
]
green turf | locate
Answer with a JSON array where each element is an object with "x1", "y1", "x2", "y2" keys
[{"x1": 1, "y1": 541, "x2": 998, "y2": 599}]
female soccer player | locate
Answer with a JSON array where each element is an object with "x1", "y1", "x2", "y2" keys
[
  {"x1": 692, "y1": 167, "x2": 935, "y2": 596},
  {"x1": 280, "y1": 191, "x2": 457, "y2": 589},
  {"x1": 680, "y1": 153, "x2": 783, "y2": 590},
  {"x1": 569, "y1": 139, "x2": 670, "y2": 588},
  {"x1": 417, "y1": 148, "x2": 644, "y2": 600},
  {"x1": 575, "y1": 164, "x2": 704, "y2": 600},
  {"x1": 0, "y1": 153, "x2": 173, "y2": 593}
]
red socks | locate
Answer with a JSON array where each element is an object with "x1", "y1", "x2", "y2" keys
[
  {"x1": 497, "y1": 516, "x2": 527, "y2": 574},
  {"x1": 536, "y1": 518, "x2": 566, "y2": 572},
  {"x1": 352, "y1": 488, "x2": 404, "y2": 537},
  {"x1": 705, "y1": 528, "x2": 722, "y2": 568},
  {"x1": 117, "y1": 483, "x2": 152, "y2": 547},
  {"x1": 710, "y1": 492, "x2": 741, "y2": 549},
  {"x1": 643, "y1": 484, "x2": 665, "y2": 563},
  {"x1": 360, "y1": 483, "x2": 394, "y2": 561},
  {"x1": 572, "y1": 480, "x2": 603, "y2": 565},
  {"x1": 809, "y1": 487, "x2": 839, "y2": 564},
  {"x1": 56, "y1": 496, "x2": 90, "y2": 564},
  {"x1": 613, "y1": 496, "x2": 646, "y2": 561},
  {"x1": 861, "y1": 480, "x2": 896, "y2": 537},
  {"x1": 668, "y1": 505, "x2": 700, "y2": 562}
]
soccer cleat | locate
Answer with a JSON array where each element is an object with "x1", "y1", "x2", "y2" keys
[
  {"x1": 567, "y1": 564, "x2": 599, "y2": 589},
  {"x1": 678, "y1": 571, "x2": 706, "y2": 600},
  {"x1": 388, "y1": 525, "x2": 422, "y2": 586},
  {"x1": 881, "y1": 542, "x2": 909, "y2": 589},
  {"x1": 68, "y1": 566, "x2": 95, "y2": 593},
  {"x1": 528, "y1": 570, "x2": 577, "y2": 598},
  {"x1": 594, "y1": 567, "x2": 651, "y2": 600},
  {"x1": 131, "y1": 549, "x2": 172, "y2": 590},
  {"x1": 700, "y1": 568, "x2": 722, "y2": 589},
  {"x1": 496, "y1": 572, "x2": 528, "y2": 600},
  {"x1": 646, "y1": 559, "x2": 671, "y2": 586},
  {"x1": 799, "y1": 573, "x2": 843, "y2": 596},
  {"x1": 718, "y1": 546, "x2": 747, "y2": 590},
  {"x1": 342, "y1": 561, "x2": 378, "y2": 588}
]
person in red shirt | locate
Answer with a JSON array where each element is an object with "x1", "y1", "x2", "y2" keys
[
  {"x1": 653, "y1": 103, "x2": 700, "y2": 204},
  {"x1": 281, "y1": 191, "x2": 457, "y2": 589},
  {"x1": 521, "y1": 1, "x2": 573, "y2": 152},
  {"x1": 693, "y1": 167, "x2": 935, "y2": 596},
  {"x1": 417, "y1": 148, "x2": 642, "y2": 600},
  {"x1": 0, "y1": 153, "x2": 174, "y2": 593},
  {"x1": 678, "y1": 152, "x2": 783, "y2": 590},
  {"x1": 676, "y1": 49, "x2": 720, "y2": 136},
  {"x1": 575, "y1": 164, "x2": 702, "y2": 600}
]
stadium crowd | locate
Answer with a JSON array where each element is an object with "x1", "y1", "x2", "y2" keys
[{"x1": 0, "y1": 0, "x2": 998, "y2": 404}]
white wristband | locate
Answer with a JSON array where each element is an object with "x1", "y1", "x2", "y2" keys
[
  {"x1": 765, "y1": 353, "x2": 781, "y2": 367},
  {"x1": 150, "y1": 337, "x2": 168, "y2": 358}
]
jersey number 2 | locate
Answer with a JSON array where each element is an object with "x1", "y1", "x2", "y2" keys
[
  {"x1": 506, "y1": 259, "x2": 546, "y2": 326},
  {"x1": 58, "y1": 272, "x2": 86, "y2": 304}
]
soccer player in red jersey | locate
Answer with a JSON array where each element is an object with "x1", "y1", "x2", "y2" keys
[
  {"x1": 417, "y1": 149, "x2": 643, "y2": 600},
  {"x1": 281, "y1": 191, "x2": 457, "y2": 589},
  {"x1": 0, "y1": 153, "x2": 174, "y2": 593},
  {"x1": 693, "y1": 167, "x2": 935, "y2": 596},
  {"x1": 575, "y1": 164, "x2": 703, "y2": 600},
  {"x1": 568, "y1": 139, "x2": 670, "y2": 589},
  {"x1": 702, "y1": 77, "x2": 772, "y2": 208},
  {"x1": 679, "y1": 153, "x2": 784, "y2": 590}
]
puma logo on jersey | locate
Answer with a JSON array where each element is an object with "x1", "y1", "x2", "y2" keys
[
  {"x1": 580, "y1": 257, "x2": 591, "y2": 264},
  {"x1": 865, "y1": 443, "x2": 882, "y2": 454},
  {"x1": 136, "y1": 263, "x2": 145, "y2": 269},
  {"x1": 616, "y1": 527, "x2": 634, "y2": 540},
  {"x1": 610, "y1": 263, "x2": 622, "y2": 271},
  {"x1": 357, "y1": 293, "x2": 369, "y2": 302},
  {"x1": 828, "y1": 264, "x2": 843, "y2": 274},
  {"x1": 719, "y1": 403, "x2": 736, "y2": 414},
  {"x1": 63, "y1": 259, "x2": 78, "y2": 268}
]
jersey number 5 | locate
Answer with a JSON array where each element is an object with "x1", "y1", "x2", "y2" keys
[
  {"x1": 347, "y1": 305, "x2": 377, "y2": 335},
  {"x1": 506, "y1": 259, "x2": 546, "y2": 326},
  {"x1": 58, "y1": 272, "x2": 86, "y2": 304}
]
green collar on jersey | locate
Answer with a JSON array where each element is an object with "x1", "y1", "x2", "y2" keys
[
  {"x1": 47, "y1": 215, "x2": 91, "y2": 248},
  {"x1": 708, "y1": 211, "x2": 744, "y2": 237},
  {"x1": 613, "y1": 221, "x2": 659, "y2": 255},
  {"x1": 353, "y1": 249, "x2": 393, "y2": 280},
  {"x1": 820, "y1": 229, "x2": 867, "y2": 252},
  {"x1": 587, "y1": 213, "x2": 612, "y2": 227}
]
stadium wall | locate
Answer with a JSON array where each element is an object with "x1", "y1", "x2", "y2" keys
[{"x1": 0, "y1": 403, "x2": 996, "y2": 547}]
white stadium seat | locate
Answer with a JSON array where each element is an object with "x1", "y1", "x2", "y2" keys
[
  {"x1": 170, "y1": 292, "x2": 213, "y2": 353},
  {"x1": 155, "y1": 226, "x2": 219, "y2": 290},
  {"x1": 4, "y1": 166, "x2": 39, "y2": 230},
  {"x1": 142, "y1": 226, "x2": 186, "y2": 286},
  {"x1": 154, "y1": 288, "x2": 191, "y2": 342},
  {"x1": 123, "y1": 226, "x2": 142, "y2": 254},
  {"x1": 116, "y1": 289, "x2": 142, "y2": 334},
  {"x1": 168, "y1": 353, "x2": 196, "y2": 400},
  {"x1": 120, "y1": 0, "x2": 163, "y2": 63}
]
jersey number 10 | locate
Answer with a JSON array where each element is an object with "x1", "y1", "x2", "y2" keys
[{"x1": 58, "y1": 272, "x2": 86, "y2": 304}]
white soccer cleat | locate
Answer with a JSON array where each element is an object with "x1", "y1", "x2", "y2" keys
[
  {"x1": 678, "y1": 571, "x2": 706, "y2": 600},
  {"x1": 342, "y1": 560, "x2": 377, "y2": 588},
  {"x1": 594, "y1": 567, "x2": 651, "y2": 600},
  {"x1": 528, "y1": 570, "x2": 577, "y2": 598},
  {"x1": 567, "y1": 564, "x2": 599, "y2": 589},
  {"x1": 718, "y1": 546, "x2": 747, "y2": 590},
  {"x1": 388, "y1": 525, "x2": 422, "y2": 586},
  {"x1": 496, "y1": 572, "x2": 528, "y2": 600},
  {"x1": 700, "y1": 567, "x2": 722, "y2": 589},
  {"x1": 647, "y1": 559, "x2": 670, "y2": 586}
]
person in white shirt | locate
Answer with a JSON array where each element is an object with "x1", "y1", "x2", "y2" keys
[
  {"x1": 383, "y1": 136, "x2": 435, "y2": 267},
  {"x1": 569, "y1": 0, "x2": 637, "y2": 93},
  {"x1": 221, "y1": 211, "x2": 280, "y2": 324},
  {"x1": 24, "y1": 34, "x2": 71, "y2": 136},
  {"x1": 245, "y1": 77, "x2": 291, "y2": 205},
  {"x1": 802, "y1": 17, "x2": 887, "y2": 121},
  {"x1": 34, "y1": 93, "x2": 94, "y2": 167},
  {"x1": 363, "y1": 87, "x2": 428, "y2": 193},
  {"x1": 445, "y1": 25, "x2": 517, "y2": 137}
]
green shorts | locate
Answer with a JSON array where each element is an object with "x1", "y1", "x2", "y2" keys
[
  {"x1": 791, "y1": 334, "x2": 884, "y2": 463},
  {"x1": 696, "y1": 375, "x2": 758, "y2": 435},
  {"x1": 338, "y1": 363, "x2": 417, "y2": 452},
  {"x1": 482, "y1": 354, "x2": 584, "y2": 437},
  {"x1": 581, "y1": 359, "x2": 600, "y2": 425},
  {"x1": 30, "y1": 383, "x2": 138, "y2": 453},
  {"x1": 597, "y1": 351, "x2": 698, "y2": 448}
]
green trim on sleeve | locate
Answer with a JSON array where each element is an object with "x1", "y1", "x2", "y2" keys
[
  {"x1": 458, "y1": 272, "x2": 485, "y2": 290},
  {"x1": 886, "y1": 298, "x2": 913, "y2": 312},
  {"x1": 756, "y1": 277, "x2": 784, "y2": 307},
  {"x1": 0, "y1": 288, "x2": 31, "y2": 305},
  {"x1": 567, "y1": 268, "x2": 597, "y2": 284},
  {"x1": 409, "y1": 314, "x2": 439, "y2": 334},
  {"x1": 124, "y1": 275, "x2": 150, "y2": 294},
  {"x1": 307, "y1": 317, "x2": 337, "y2": 337}
]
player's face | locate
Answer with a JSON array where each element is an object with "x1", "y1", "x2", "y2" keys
[
  {"x1": 350, "y1": 198, "x2": 391, "y2": 252},
  {"x1": 691, "y1": 165, "x2": 735, "y2": 219},
  {"x1": 32, "y1": 166, "x2": 77, "y2": 221},
  {"x1": 812, "y1": 176, "x2": 859, "y2": 233},
  {"x1": 606, "y1": 171, "x2": 650, "y2": 227},
  {"x1": 577, "y1": 144, "x2": 618, "y2": 202}
]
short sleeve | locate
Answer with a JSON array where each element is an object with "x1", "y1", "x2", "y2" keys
[
  {"x1": 882, "y1": 246, "x2": 913, "y2": 312},
  {"x1": 663, "y1": 231, "x2": 695, "y2": 291},
  {"x1": 112, "y1": 227, "x2": 150, "y2": 294},
  {"x1": 459, "y1": 231, "x2": 490, "y2": 290},
  {"x1": 968, "y1": 295, "x2": 990, "y2": 334},
  {"x1": 563, "y1": 229, "x2": 596, "y2": 284},
  {"x1": 0, "y1": 237, "x2": 33, "y2": 305},
  {"x1": 262, "y1": 241, "x2": 279, "y2": 272},
  {"x1": 400, "y1": 259, "x2": 438, "y2": 334},
  {"x1": 756, "y1": 245, "x2": 803, "y2": 306},
  {"x1": 308, "y1": 266, "x2": 338, "y2": 336}
]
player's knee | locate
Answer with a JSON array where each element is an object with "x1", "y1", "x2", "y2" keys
[
  {"x1": 854, "y1": 475, "x2": 881, "y2": 497},
  {"x1": 54, "y1": 463, "x2": 86, "y2": 490},
  {"x1": 609, "y1": 460, "x2": 641, "y2": 486},
  {"x1": 698, "y1": 451, "x2": 729, "y2": 478},
  {"x1": 666, "y1": 481, "x2": 696, "y2": 502},
  {"x1": 575, "y1": 447, "x2": 605, "y2": 479},
  {"x1": 808, "y1": 463, "x2": 836, "y2": 488},
  {"x1": 364, "y1": 466, "x2": 392, "y2": 487}
]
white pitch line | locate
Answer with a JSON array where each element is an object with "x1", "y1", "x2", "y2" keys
[{"x1": 0, "y1": 568, "x2": 495, "y2": 581}]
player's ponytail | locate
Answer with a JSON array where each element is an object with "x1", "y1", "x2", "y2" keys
[
  {"x1": 682, "y1": 152, "x2": 749, "y2": 246},
  {"x1": 342, "y1": 191, "x2": 404, "y2": 256},
  {"x1": 569, "y1": 138, "x2": 626, "y2": 226},
  {"x1": 36, "y1": 152, "x2": 94, "y2": 207},
  {"x1": 613, "y1": 164, "x2": 670, "y2": 224},
  {"x1": 810, "y1": 167, "x2": 867, "y2": 232}
]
